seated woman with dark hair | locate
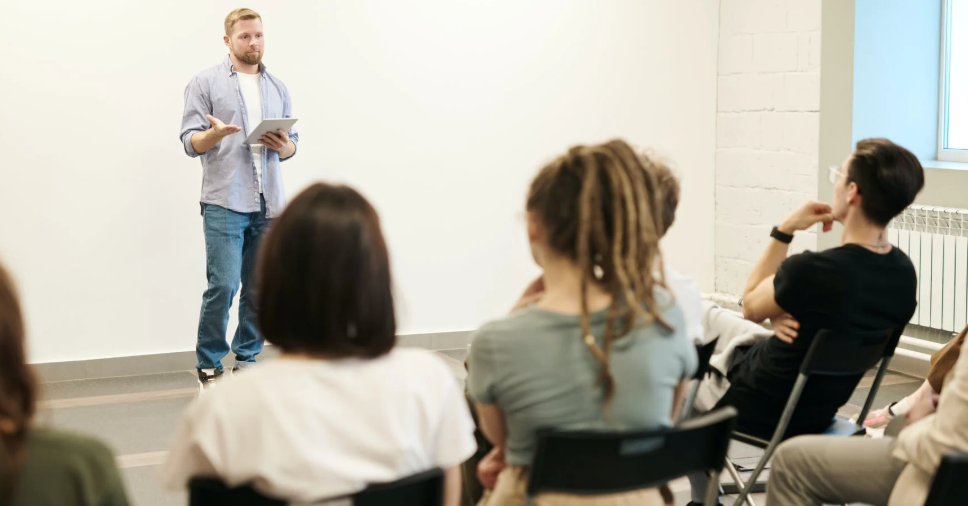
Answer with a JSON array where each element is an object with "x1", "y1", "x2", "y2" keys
[
  {"x1": 0, "y1": 261, "x2": 131, "y2": 506},
  {"x1": 163, "y1": 184, "x2": 477, "y2": 505}
]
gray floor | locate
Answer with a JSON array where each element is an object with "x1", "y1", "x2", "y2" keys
[{"x1": 35, "y1": 349, "x2": 921, "y2": 506}]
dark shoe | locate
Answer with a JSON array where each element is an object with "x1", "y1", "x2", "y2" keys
[
  {"x1": 197, "y1": 368, "x2": 223, "y2": 394},
  {"x1": 685, "y1": 502, "x2": 723, "y2": 506},
  {"x1": 232, "y1": 360, "x2": 257, "y2": 373}
]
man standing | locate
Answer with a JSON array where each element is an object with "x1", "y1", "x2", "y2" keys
[{"x1": 180, "y1": 8, "x2": 298, "y2": 390}]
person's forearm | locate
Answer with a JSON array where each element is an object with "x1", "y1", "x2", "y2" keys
[
  {"x1": 476, "y1": 404, "x2": 507, "y2": 447},
  {"x1": 744, "y1": 238, "x2": 790, "y2": 299},
  {"x1": 745, "y1": 219, "x2": 798, "y2": 299},
  {"x1": 443, "y1": 467, "x2": 462, "y2": 506},
  {"x1": 190, "y1": 129, "x2": 224, "y2": 155}
]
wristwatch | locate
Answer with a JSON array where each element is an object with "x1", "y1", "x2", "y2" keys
[{"x1": 770, "y1": 226, "x2": 794, "y2": 244}]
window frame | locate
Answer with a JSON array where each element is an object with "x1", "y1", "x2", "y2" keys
[{"x1": 938, "y1": 0, "x2": 968, "y2": 161}]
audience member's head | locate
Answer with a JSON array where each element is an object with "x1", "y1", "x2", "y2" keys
[
  {"x1": 525, "y1": 139, "x2": 670, "y2": 404},
  {"x1": 646, "y1": 156, "x2": 680, "y2": 238},
  {"x1": 0, "y1": 261, "x2": 37, "y2": 497},
  {"x1": 834, "y1": 138, "x2": 924, "y2": 227},
  {"x1": 257, "y1": 183, "x2": 395, "y2": 359}
]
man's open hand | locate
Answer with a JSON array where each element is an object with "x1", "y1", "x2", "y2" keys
[{"x1": 206, "y1": 114, "x2": 241, "y2": 138}]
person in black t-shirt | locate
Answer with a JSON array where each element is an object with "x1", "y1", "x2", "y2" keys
[{"x1": 685, "y1": 138, "x2": 924, "y2": 506}]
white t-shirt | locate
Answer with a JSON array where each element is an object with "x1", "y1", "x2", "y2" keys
[
  {"x1": 236, "y1": 71, "x2": 263, "y2": 192},
  {"x1": 162, "y1": 348, "x2": 477, "y2": 503},
  {"x1": 664, "y1": 266, "x2": 704, "y2": 344}
]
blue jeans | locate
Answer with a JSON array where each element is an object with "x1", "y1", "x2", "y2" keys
[{"x1": 196, "y1": 196, "x2": 271, "y2": 371}]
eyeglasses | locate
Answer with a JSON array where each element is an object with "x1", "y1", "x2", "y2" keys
[{"x1": 828, "y1": 165, "x2": 846, "y2": 184}]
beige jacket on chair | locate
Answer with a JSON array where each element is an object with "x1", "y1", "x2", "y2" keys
[{"x1": 890, "y1": 337, "x2": 968, "y2": 505}]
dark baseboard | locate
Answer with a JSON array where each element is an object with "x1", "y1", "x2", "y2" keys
[{"x1": 32, "y1": 331, "x2": 472, "y2": 383}]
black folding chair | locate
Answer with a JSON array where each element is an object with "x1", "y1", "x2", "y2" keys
[
  {"x1": 924, "y1": 453, "x2": 968, "y2": 506},
  {"x1": 727, "y1": 328, "x2": 901, "y2": 506},
  {"x1": 189, "y1": 468, "x2": 444, "y2": 506},
  {"x1": 189, "y1": 478, "x2": 284, "y2": 506},
  {"x1": 677, "y1": 337, "x2": 720, "y2": 424},
  {"x1": 353, "y1": 468, "x2": 444, "y2": 506},
  {"x1": 527, "y1": 407, "x2": 737, "y2": 506}
]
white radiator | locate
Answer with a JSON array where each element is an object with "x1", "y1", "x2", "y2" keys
[{"x1": 888, "y1": 205, "x2": 968, "y2": 332}]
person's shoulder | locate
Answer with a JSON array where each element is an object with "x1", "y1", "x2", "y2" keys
[
  {"x1": 385, "y1": 349, "x2": 462, "y2": 397},
  {"x1": 472, "y1": 309, "x2": 547, "y2": 345},
  {"x1": 214, "y1": 362, "x2": 283, "y2": 392},
  {"x1": 388, "y1": 347, "x2": 454, "y2": 375},
  {"x1": 777, "y1": 248, "x2": 840, "y2": 279},
  {"x1": 887, "y1": 246, "x2": 917, "y2": 269},
  {"x1": 191, "y1": 60, "x2": 228, "y2": 83},
  {"x1": 821, "y1": 244, "x2": 916, "y2": 271},
  {"x1": 648, "y1": 286, "x2": 686, "y2": 336},
  {"x1": 663, "y1": 266, "x2": 699, "y2": 293},
  {"x1": 782, "y1": 248, "x2": 825, "y2": 266}
]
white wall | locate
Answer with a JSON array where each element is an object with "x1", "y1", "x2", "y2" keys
[
  {"x1": 715, "y1": 0, "x2": 822, "y2": 296},
  {"x1": 0, "y1": 0, "x2": 718, "y2": 364}
]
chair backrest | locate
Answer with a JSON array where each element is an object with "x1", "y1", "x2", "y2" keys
[
  {"x1": 189, "y1": 478, "x2": 284, "y2": 506},
  {"x1": 800, "y1": 328, "x2": 901, "y2": 376},
  {"x1": 749, "y1": 327, "x2": 901, "y2": 443},
  {"x1": 352, "y1": 468, "x2": 444, "y2": 506},
  {"x1": 693, "y1": 337, "x2": 719, "y2": 380},
  {"x1": 527, "y1": 407, "x2": 737, "y2": 496},
  {"x1": 924, "y1": 453, "x2": 968, "y2": 506},
  {"x1": 189, "y1": 468, "x2": 444, "y2": 506}
]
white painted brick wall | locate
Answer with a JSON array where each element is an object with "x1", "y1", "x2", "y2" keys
[
  {"x1": 753, "y1": 34, "x2": 800, "y2": 72},
  {"x1": 715, "y1": 0, "x2": 822, "y2": 297}
]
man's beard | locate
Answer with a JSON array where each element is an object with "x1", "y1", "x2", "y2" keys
[{"x1": 235, "y1": 49, "x2": 262, "y2": 66}]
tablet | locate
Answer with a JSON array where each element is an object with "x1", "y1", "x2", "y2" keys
[{"x1": 243, "y1": 118, "x2": 298, "y2": 145}]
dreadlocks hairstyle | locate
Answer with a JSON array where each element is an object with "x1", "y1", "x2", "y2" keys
[{"x1": 526, "y1": 139, "x2": 673, "y2": 410}]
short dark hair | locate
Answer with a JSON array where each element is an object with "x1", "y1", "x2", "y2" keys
[
  {"x1": 256, "y1": 183, "x2": 395, "y2": 358},
  {"x1": 847, "y1": 138, "x2": 925, "y2": 226}
]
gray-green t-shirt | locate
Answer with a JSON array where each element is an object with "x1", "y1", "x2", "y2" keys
[
  {"x1": 466, "y1": 291, "x2": 698, "y2": 466},
  {"x1": 7, "y1": 428, "x2": 130, "y2": 506}
]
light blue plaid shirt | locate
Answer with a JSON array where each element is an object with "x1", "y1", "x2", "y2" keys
[{"x1": 180, "y1": 56, "x2": 299, "y2": 218}]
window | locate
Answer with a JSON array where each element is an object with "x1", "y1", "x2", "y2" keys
[{"x1": 940, "y1": 0, "x2": 968, "y2": 161}]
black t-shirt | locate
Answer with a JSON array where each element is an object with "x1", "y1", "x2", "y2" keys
[{"x1": 716, "y1": 244, "x2": 918, "y2": 439}]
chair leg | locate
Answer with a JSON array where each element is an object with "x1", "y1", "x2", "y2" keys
[
  {"x1": 735, "y1": 374, "x2": 810, "y2": 506},
  {"x1": 724, "y1": 458, "x2": 758, "y2": 505},
  {"x1": 734, "y1": 439, "x2": 778, "y2": 506},
  {"x1": 724, "y1": 458, "x2": 744, "y2": 491}
]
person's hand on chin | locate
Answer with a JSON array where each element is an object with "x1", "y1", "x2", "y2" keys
[{"x1": 780, "y1": 201, "x2": 835, "y2": 235}]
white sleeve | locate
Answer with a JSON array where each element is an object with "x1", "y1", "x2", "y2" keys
[
  {"x1": 431, "y1": 367, "x2": 478, "y2": 469},
  {"x1": 665, "y1": 267, "x2": 704, "y2": 344},
  {"x1": 161, "y1": 398, "x2": 220, "y2": 490}
]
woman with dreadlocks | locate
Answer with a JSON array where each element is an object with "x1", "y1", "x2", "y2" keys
[{"x1": 466, "y1": 140, "x2": 698, "y2": 506}]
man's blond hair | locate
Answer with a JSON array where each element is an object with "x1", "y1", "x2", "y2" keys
[{"x1": 225, "y1": 8, "x2": 261, "y2": 36}]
